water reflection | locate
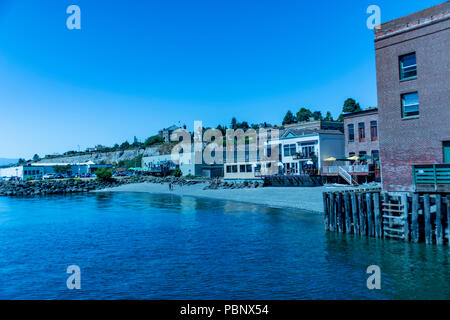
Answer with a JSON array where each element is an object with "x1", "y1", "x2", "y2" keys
[{"x1": 0, "y1": 193, "x2": 448, "y2": 300}]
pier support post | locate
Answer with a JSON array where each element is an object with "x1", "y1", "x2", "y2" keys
[
  {"x1": 351, "y1": 193, "x2": 359, "y2": 235},
  {"x1": 373, "y1": 193, "x2": 382, "y2": 238},
  {"x1": 344, "y1": 193, "x2": 351, "y2": 233},
  {"x1": 358, "y1": 193, "x2": 367, "y2": 236},
  {"x1": 447, "y1": 196, "x2": 450, "y2": 245},
  {"x1": 323, "y1": 193, "x2": 330, "y2": 231},
  {"x1": 366, "y1": 193, "x2": 374, "y2": 237},
  {"x1": 402, "y1": 194, "x2": 410, "y2": 242},
  {"x1": 411, "y1": 193, "x2": 420, "y2": 243},
  {"x1": 330, "y1": 193, "x2": 336, "y2": 232},
  {"x1": 424, "y1": 194, "x2": 431, "y2": 244},
  {"x1": 436, "y1": 195, "x2": 443, "y2": 245},
  {"x1": 336, "y1": 193, "x2": 344, "y2": 233}
]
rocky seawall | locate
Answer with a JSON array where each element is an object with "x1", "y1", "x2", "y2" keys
[
  {"x1": 0, "y1": 176, "x2": 203, "y2": 197},
  {"x1": 0, "y1": 176, "x2": 266, "y2": 197}
]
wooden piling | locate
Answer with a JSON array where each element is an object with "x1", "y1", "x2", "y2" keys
[
  {"x1": 358, "y1": 193, "x2": 367, "y2": 236},
  {"x1": 447, "y1": 195, "x2": 450, "y2": 244},
  {"x1": 401, "y1": 193, "x2": 410, "y2": 242},
  {"x1": 366, "y1": 193, "x2": 374, "y2": 237},
  {"x1": 436, "y1": 195, "x2": 443, "y2": 245},
  {"x1": 423, "y1": 194, "x2": 431, "y2": 245},
  {"x1": 344, "y1": 193, "x2": 352, "y2": 233},
  {"x1": 411, "y1": 193, "x2": 420, "y2": 243},
  {"x1": 336, "y1": 193, "x2": 343, "y2": 233},
  {"x1": 323, "y1": 193, "x2": 330, "y2": 231},
  {"x1": 373, "y1": 193, "x2": 382, "y2": 238},
  {"x1": 351, "y1": 193, "x2": 359, "y2": 235},
  {"x1": 330, "y1": 193, "x2": 336, "y2": 232}
]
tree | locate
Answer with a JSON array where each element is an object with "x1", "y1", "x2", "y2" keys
[
  {"x1": 231, "y1": 117, "x2": 238, "y2": 130},
  {"x1": 251, "y1": 123, "x2": 259, "y2": 130},
  {"x1": 32, "y1": 154, "x2": 40, "y2": 161},
  {"x1": 120, "y1": 141, "x2": 130, "y2": 150},
  {"x1": 240, "y1": 121, "x2": 250, "y2": 130},
  {"x1": 312, "y1": 111, "x2": 323, "y2": 121},
  {"x1": 296, "y1": 108, "x2": 313, "y2": 122},
  {"x1": 216, "y1": 125, "x2": 227, "y2": 135},
  {"x1": 18, "y1": 158, "x2": 26, "y2": 164},
  {"x1": 324, "y1": 112, "x2": 334, "y2": 121},
  {"x1": 343, "y1": 98, "x2": 362, "y2": 113},
  {"x1": 95, "y1": 168, "x2": 113, "y2": 182},
  {"x1": 144, "y1": 135, "x2": 164, "y2": 147},
  {"x1": 282, "y1": 110, "x2": 296, "y2": 125}
]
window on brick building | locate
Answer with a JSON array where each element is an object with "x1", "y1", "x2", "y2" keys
[
  {"x1": 399, "y1": 53, "x2": 417, "y2": 80},
  {"x1": 401, "y1": 92, "x2": 419, "y2": 118},
  {"x1": 358, "y1": 122, "x2": 365, "y2": 142},
  {"x1": 348, "y1": 124, "x2": 354, "y2": 143},
  {"x1": 370, "y1": 121, "x2": 378, "y2": 141}
]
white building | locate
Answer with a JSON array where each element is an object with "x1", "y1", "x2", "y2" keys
[
  {"x1": 278, "y1": 127, "x2": 344, "y2": 175},
  {"x1": 223, "y1": 120, "x2": 345, "y2": 180},
  {"x1": 142, "y1": 152, "x2": 223, "y2": 178},
  {"x1": 0, "y1": 161, "x2": 111, "y2": 180}
]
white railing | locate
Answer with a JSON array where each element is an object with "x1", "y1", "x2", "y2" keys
[
  {"x1": 338, "y1": 167, "x2": 352, "y2": 185},
  {"x1": 322, "y1": 164, "x2": 369, "y2": 175}
]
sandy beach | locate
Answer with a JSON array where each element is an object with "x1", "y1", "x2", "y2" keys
[{"x1": 96, "y1": 182, "x2": 359, "y2": 213}]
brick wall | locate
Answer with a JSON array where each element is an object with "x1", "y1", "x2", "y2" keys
[
  {"x1": 375, "y1": 15, "x2": 450, "y2": 192},
  {"x1": 343, "y1": 110, "x2": 379, "y2": 160}
]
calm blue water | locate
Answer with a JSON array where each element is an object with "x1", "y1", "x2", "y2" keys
[{"x1": 0, "y1": 192, "x2": 448, "y2": 300}]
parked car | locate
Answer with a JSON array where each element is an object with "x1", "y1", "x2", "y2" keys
[
  {"x1": 43, "y1": 174, "x2": 55, "y2": 180},
  {"x1": 53, "y1": 174, "x2": 65, "y2": 179}
]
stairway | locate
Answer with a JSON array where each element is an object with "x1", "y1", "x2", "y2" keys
[{"x1": 338, "y1": 166, "x2": 358, "y2": 185}]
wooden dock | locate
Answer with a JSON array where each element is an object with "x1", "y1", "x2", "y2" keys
[{"x1": 323, "y1": 191, "x2": 450, "y2": 245}]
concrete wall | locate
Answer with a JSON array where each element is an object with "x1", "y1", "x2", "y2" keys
[{"x1": 375, "y1": 14, "x2": 450, "y2": 191}]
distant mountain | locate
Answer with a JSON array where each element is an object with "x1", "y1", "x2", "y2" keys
[{"x1": 0, "y1": 158, "x2": 19, "y2": 166}]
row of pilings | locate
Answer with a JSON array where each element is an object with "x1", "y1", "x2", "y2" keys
[{"x1": 323, "y1": 191, "x2": 450, "y2": 245}]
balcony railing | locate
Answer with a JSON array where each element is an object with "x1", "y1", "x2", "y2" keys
[
  {"x1": 413, "y1": 164, "x2": 450, "y2": 192},
  {"x1": 321, "y1": 164, "x2": 369, "y2": 175}
]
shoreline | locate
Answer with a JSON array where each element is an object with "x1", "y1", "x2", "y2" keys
[{"x1": 96, "y1": 182, "x2": 354, "y2": 213}]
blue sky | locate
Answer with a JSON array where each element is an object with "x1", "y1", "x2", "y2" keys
[{"x1": 0, "y1": 0, "x2": 442, "y2": 158}]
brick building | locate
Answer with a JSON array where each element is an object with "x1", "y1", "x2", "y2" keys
[
  {"x1": 375, "y1": 2, "x2": 450, "y2": 192},
  {"x1": 343, "y1": 108, "x2": 379, "y2": 162}
]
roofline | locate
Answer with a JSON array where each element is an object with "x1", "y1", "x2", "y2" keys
[
  {"x1": 342, "y1": 108, "x2": 378, "y2": 118},
  {"x1": 375, "y1": 2, "x2": 450, "y2": 40}
]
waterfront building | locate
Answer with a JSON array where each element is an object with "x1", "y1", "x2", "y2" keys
[
  {"x1": 142, "y1": 152, "x2": 223, "y2": 178},
  {"x1": 223, "y1": 120, "x2": 345, "y2": 181},
  {"x1": 0, "y1": 162, "x2": 111, "y2": 180},
  {"x1": 375, "y1": 2, "x2": 450, "y2": 192},
  {"x1": 279, "y1": 126, "x2": 344, "y2": 175},
  {"x1": 325, "y1": 108, "x2": 381, "y2": 183}
]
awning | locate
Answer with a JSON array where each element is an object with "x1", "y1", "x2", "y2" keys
[
  {"x1": 347, "y1": 156, "x2": 360, "y2": 161},
  {"x1": 324, "y1": 157, "x2": 337, "y2": 162},
  {"x1": 359, "y1": 155, "x2": 373, "y2": 160}
]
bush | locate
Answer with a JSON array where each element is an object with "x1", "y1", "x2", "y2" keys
[
  {"x1": 172, "y1": 168, "x2": 182, "y2": 177},
  {"x1": 25, "y1": 177, "x2": 34, "y2": 181},
  {"x1": 95, "y1": 168, "x2": 113, "y2": 182}
]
